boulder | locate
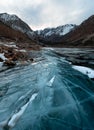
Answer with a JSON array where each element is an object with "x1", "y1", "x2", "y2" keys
[{"x1": 4, "y1": 59, "x2": 16, "y2": 67}]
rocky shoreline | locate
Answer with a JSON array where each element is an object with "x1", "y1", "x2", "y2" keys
[
  {"x1": 52, "y1": 48, "x2": 94, "y2": 69},
  {"x1": 0, "y1": 40, "x2": 40, "y2": 68}
]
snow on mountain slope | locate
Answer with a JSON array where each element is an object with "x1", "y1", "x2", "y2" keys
[
  {"x1": 36, "y1": 24, "x2": 76, "y2": 37},
  {"x1": 61, "y1": 25, "x2": 75, "y2": 35},
  {"x1": 0, "y1": 13, "x2": 36, "y2": 39},
  {"x1": 0, "y1": 13, "x2": 17, "y2": 21}
]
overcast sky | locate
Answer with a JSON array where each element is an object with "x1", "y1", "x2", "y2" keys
[{"x1": 0, "y1": 0, "x2": 94, "y2": 30}]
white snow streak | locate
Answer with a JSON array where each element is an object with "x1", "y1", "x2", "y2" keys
[
  {"x1": 8, "y1": 93, "x2": 38, "y2": 128},
  {"x1": 47, "y1": 76, "x2": 55, "y2": 86},
  {"x1": 4, "y1": 44, "x2": 17, "y2": 48}
]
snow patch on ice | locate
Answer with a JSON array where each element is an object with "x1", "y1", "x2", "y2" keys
[
  {"x1": 32, "y1": 62, "x2": 39, "y2": 65},
  {"x1": 72, "y1": 65, "x2": 94, "y2": 79}
]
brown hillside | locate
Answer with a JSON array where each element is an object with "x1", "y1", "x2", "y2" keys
[
  {"x1": 65, "y1": 15, "x2": 94, "y2": 43},
  {"x1": 0, "y1": 21, "x2": 32, "y2": 42}
]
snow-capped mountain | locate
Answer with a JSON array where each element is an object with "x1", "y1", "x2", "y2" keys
[
  {"x1": 36, "y1": 24, "x2": 76, "y2": 37},
  {"x1": 35, "y1": 24, "x2": 76, "y2": 45},
  {"x1": 0, "y1": 13, "x2": 36, "y2": 40},
  {"x1": 0, "y1": 13, "x2": 94, "y2": 47},
  {"x1": 36, "y1": 15, "x2": 94, "y2": 47}
]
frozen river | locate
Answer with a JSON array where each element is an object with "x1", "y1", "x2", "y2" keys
[{"x1": 0, "y1": 49, "x2": 94, "y2": 130}]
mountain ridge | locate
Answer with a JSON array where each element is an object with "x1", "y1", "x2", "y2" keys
[
  {"x1": 0, "y1": 12, "x2": 94, "y2": 47},
  {"x1": 35, "y1": 15, "x2": 94, "y2": 47},
  {"x1": 0, "y1": 13, "x2": 36, "y2": 42},
  {"x1": 35, "y1": 24, "x2": 76, "y2": 37}
]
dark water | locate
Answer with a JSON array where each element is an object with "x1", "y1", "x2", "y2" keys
[{"x1": 0, "y1": 49, "x2": 94, "y2": 130}]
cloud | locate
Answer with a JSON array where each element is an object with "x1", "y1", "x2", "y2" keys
[{"x1": 0, "y1": 0, "x2": 94, "y2": 30}]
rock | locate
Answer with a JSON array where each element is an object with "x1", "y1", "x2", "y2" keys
[
  {"x1": 0, "y1": 58, "x2": 3, "y2": 62},
  {"x1": 4, "y1": 59, "x2": 16, "y2": 67},
  {"x1": 29, "y1": 58, "x2": 34, "y2": 62}
]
